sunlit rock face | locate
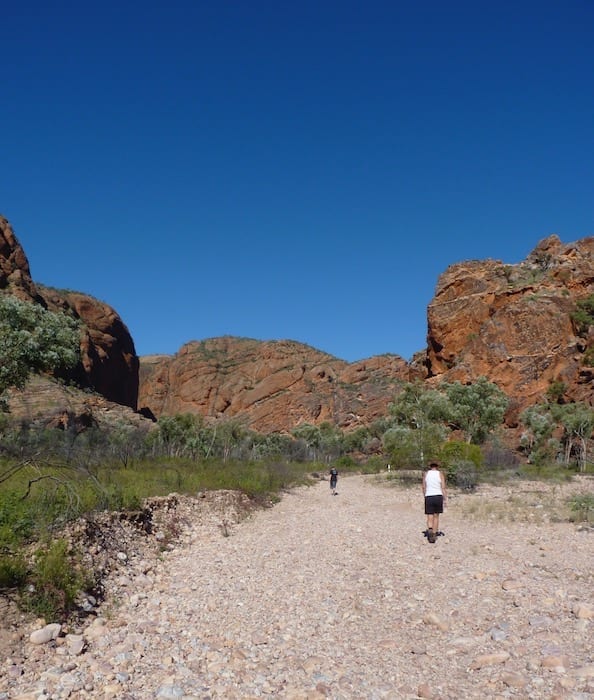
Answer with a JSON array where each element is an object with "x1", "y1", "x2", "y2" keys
[{"x1": 426, "y1": 235, "x2": 594, "y2": 425}]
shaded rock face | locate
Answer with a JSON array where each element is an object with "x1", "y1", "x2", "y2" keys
[
  {"x1": 139, "y1": 337, "x2": 418, "y2": 433},
  {"x1": 426, "y1": 235, "x2": 594, "y2": 424},
  {"x1": 0, "y1": 214, "x2": 42, "y2": 301},
  {"x1": 0, "y1": 215, "x2": 138, "y2": 409}
]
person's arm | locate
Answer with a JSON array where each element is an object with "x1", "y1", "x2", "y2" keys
[
  {"x1": 422, "y1": 472, "x2": 427, "y2": 496},
  {"x1": 440, "y1": 471, "x2": 447, "y2": 504}
]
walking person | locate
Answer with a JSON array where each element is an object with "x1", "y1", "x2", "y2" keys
[
  {"x1": 329, "y1": 466, "x2": 338, "y2": 495},
  {"x1": 422, "y1": 461, "x2": 447, "y2": 543}
]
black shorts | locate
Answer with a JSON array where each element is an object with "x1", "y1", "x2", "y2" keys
[
  {"x1": 330, "y1": 477, "x2": 337, "y2": 488},
  {"x1": 425, "y1": 495, "x2": 443, "y2": 514}
]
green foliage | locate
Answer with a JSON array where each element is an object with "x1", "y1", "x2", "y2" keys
[
  {"x1": 0, "y1": 490, "x2": 36, "y2": 548},
  {"x1": 0, "y1": 552, "x2": 28, "y2": 588},
  {"x1": 332, "y1": 455, "x2": 358, "y2": 470},
  {"x1": 291, "y1": 422, "x2": 345, "y2": 463},
  {"x1": 0, "y1": 295, "x2": 80, "y2": 403},
  {"x1": 518, "y1": 463, "x2": 576, "y2": 481},
  {"x1": 389, "y1": 381, "x2": 449, "y2": 465},
  {"x1": 359, "y1": 455, "x2": 386, "y2": 473},
  {"x1": 571, "y1": 294, "x2": 594, "y2": 336},
  {"x1": 551, "y1": 402, "x2": 594, "y2": 472},
  {"x1": 567, "y1": 493, "x2": 594, "y2": 524},
  {"x1": 21, "y1": 539, "x2": 87, "y2": 621},
  {"x1": 519, "y1": 400, "x2": 594, "y2": 470},
  {"x1": 443, "y1": 376, "x2": 508, "y2": 444},
  {"x1": 546, "y1": 380, "x2": 567, "y2": 403},
  {"x1": 583, "y1": 347, "x2": 594, "y2": 367},
  {"x1": 440, "y1": 441, "x2": 483, "y2": 469},
  {"x1": 382, "y1": 424, "x2": 444, "y2": 468}
]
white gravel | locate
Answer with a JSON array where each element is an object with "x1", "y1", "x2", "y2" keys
[{"x1": 2, "y1": 473, "x2": 593, "y2": 699}]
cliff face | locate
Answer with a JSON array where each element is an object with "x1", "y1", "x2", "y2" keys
[
  {"x1": 139, "y1": 337, "x2": 419, "y2": 433},
  {"x1": 426, "y1": 235, "x2": 594, "y2": 425},
  {"x1": 0, "y1": 216, "x2": 138, "y2": 409}
]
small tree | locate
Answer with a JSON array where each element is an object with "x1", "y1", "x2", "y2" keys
[
  {"x1": 389, "y1": 381, "x2": 450, "y2": 466},
  {"x1": 571, "y1": 294, "x2": 594, "y2": 336},
  {"x1": 0, "y1": 295, "x2": 80, "y2": 406},
  {"x1": 444, "y1": 376, "x2": 508, "y2": 444},
  {"x1": 551, "y1": 402, "x2": 594, "y2": 472}
]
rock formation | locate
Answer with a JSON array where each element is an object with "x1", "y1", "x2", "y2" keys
[
  {"x1": 0, "y1": 215, "x2": 139, "y2": 409},
  {"x1": 138, "y1": 236, "x2": 593, "y2": 433},
  {"x1": 426, "y1": 235, "x2": 594, "y2": 425},
  {"x1": 3, "y1": 211, "x2": 593, "y2": 437},
  {"x1": 139, "y1": 337, "x2": 418, "y2": 433}
]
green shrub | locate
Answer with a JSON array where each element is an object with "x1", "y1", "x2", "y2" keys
[
  {"x1": 567, "y1": 493, "x2": 594, "y2": 523},
  {"x1": 0, "y1": 552, "x2": 28, "y2": 588},
  {"x1": 0, "y1": 492, "x2": 36, "y2": 547},
  {"x1": 440, "y1": 441, "x2": 483, "y2": 469},
  {"x1": 360, "y1": 456, "x2": 386, "y2": 473},
  {"x1": 446, "y1": 460, "x2": 478, "y2": 491},
  {"x1": 571, "y1": 294, "x2": 594, "y2": 336},
  {"x1": 21, "y1": 539, "x2": 87, "y2": 621},
  {"x1": 519, "y1": 463, "x2": 575, "y2": 481}
]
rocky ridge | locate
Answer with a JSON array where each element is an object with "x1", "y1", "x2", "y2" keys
[{"x1": 138, "y1": 338, "x2": 419, "y2": 433}]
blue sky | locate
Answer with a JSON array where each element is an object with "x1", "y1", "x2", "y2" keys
[{"x1": 2, "y1": 1, "x2": 593, "y2": 362}]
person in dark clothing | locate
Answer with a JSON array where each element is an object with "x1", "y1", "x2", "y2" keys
[{"x1": 329, "y1": 467, "x2": 338, "y2": 495}]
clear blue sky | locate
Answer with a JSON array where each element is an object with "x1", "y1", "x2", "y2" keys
[{"x1": 2, "y1": 1, "x2": 593, "y2": 362}]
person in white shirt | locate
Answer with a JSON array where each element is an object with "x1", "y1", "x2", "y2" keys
[{"x1": 422, "y1": 461, "x2": 447, "y2": 543}]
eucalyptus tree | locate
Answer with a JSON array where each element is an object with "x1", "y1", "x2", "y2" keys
[
  {"x1": 389, "y1": 381, "x2": 451, "y2": 466},
  {"x1": 443, "y1": 376, "x2": 508, "y2": 444},
  {"x1": 551, "y1": 402, "x2": 594, "y2": 471},
  {"x1": 0, "y1": 295, "x2": 80, "y2": 407},
  {"x1": 519, "y1": 405, "x2": 557, "y2": 464}
]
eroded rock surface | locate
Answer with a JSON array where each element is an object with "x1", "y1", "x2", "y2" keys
[
  {"x1": 427, "y1": 235, "x2": 594, "y2": 422},
  {"x1": 139, "y1": 338, "x2": 417, "y2": 432}
]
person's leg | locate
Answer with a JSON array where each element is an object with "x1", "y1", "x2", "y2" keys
[{"x1": 425, "y1": 496, "x2": 434, "y2": 533}]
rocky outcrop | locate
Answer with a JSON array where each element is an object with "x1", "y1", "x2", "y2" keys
[
  {"x1": 426, "y1": 235, "x2": 594, "y2": 423},
  {"x1": 139, "y1": 337, "x2": 418, "y2": 433},
  {"x1": 7, "y1": 375, "x2": 152, "y2": 434},
  {"x1": 0, "y1": 215, "x2": 139, "y2": 409},
  {"x1": 37, "y1": 286, "x2": 139, "y2": 409}
]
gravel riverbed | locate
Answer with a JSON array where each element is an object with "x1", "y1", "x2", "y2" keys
[{"x1": 1, "y1": 473, "x2": 593, "y2": 699}]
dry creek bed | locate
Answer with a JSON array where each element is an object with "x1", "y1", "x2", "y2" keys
[{"x1": 1, "y1": 473, "x2": 593, "y2": 700}]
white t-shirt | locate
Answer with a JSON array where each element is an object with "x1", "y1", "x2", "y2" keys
[{"x1": 424, "y1": 469, "x2": 443, "y2": 496}]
